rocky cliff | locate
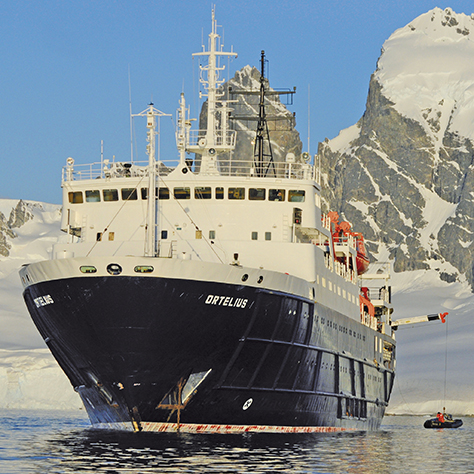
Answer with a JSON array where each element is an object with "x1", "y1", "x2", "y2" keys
[
  {"x1": 317, "y1": 7, "x2": 474, "y2": 288},
  {"x1": 0, "y1": 200, "x2": 34, "y2": 257},
  {"x1": 198, "y1": 64, "x2": 303, "y2": 168}
]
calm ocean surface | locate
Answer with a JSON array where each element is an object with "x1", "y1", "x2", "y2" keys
[{"x1": 0, "y1": 409, "x2": 472, "y2": 473}]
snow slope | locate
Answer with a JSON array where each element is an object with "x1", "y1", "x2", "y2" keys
[
  {"x1": 375, "y1": 7, "x2": 474, "y2": 146},
  {"x1": 0, "y1": 199, "x2": 81, "y2": 409}
]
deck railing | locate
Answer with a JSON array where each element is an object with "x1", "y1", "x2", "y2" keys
[{"x1": 62, "y1": 158, "x2": 316, "y2": 182}]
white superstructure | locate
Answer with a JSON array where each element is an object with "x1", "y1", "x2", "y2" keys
[{"x1": 50, "y1": 11, "x2": 389, "y2": 328}]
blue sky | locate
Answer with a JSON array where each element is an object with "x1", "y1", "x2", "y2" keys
[{"x1": 1, "y1": 0, "x2": 473, "y2": 204}]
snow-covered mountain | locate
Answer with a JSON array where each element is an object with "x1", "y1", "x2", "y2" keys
[
  {"x1": 0, "y1": 200, "x2": 81, "y2": 409},
  {"x1": 319, "y1": 7, "x2": 474, "y2": 289}
]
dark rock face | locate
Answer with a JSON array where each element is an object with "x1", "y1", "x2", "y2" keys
[
  {"x1": 0, "y1": 212, "x2": 15, "y2": 257},
  {"x1": 318, "y1": 75, "x2": 474, "y2": 287},
  {"x1": 8, "y1": 200, "x2": 33, "y2": 229},
  {"x1": 0, "y1": 200, "x2": 34, "y2": 257}
]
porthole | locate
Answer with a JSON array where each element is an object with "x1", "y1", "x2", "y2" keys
[
  {"x1": 80, "y1": 265, "x2": 97, "y2": 274},
  {"x1": 107, "y1": 263, "x2": 122, "y2": 275},
  {"x1": 257, "y1": 276, "x2": 264, "y2": 284},
  {"x1": 134, "y1": 265, "x2": 154, "y2": 273},
  {"x1": 241, "y1": 274, "x2": 249, "y2": 282}
]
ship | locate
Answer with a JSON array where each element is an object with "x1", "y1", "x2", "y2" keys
[{"x1": 20, "y1": 12, "x2": 398, "y2": 433}]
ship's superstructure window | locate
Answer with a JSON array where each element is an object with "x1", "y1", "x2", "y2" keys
[
  {"x1": 269, "y1": 189, "x2": 285, "y2": 201},
  {"x1": 289, "y1": 190, "x2": 305, "y2": 202},
  {"x1": 195, "y1": 187, "x2": 212, "y2": 199},
  {"x1": 134, "y1": 265, "x2": 154, "y2": 273},
  {"x1": 133, "y1": 185, "x2": 310, "y2": 202},
  {"x1": 121, "y1": 188, "x2": 138, "y2": 201},
  {"x1": 103, "y1": 189, "x2": 118, "y2": 201},
  {"x1": 251, "y1": 232, "x2": 258, "y2": 240},
  {"x1": 229, "y1": 187, "x2": 245, "y2": 200},
  {"x1": 108, "y1": 232, "x2": 115, "y2": 241},
  {"x1": 209, "y1": 230, "x2": 216, "y2": 239},
  {"x1": 96, "y1": 233, "x2": 102, "y2": 241},
  {"x1": 265, "y1": 232, "x2": 272, "y2": 241},
  {"x1": 161, "y1": 230, "x2": 168, "y2": 239},
  {"x1": 159, "y1": 187, "x2": 170, "y2": 199},
  {"x1": 68, "y1": 191, "x2": 83, "y2": 204},
  {"x1": 196, "y1": 230, "x2": 202, "y2": 239},
  {"x1": 174, "y1": 187, "x2": 190, "y2": 199},
  {"x1": 85, "y1": 190, "x2": 101, "y2": 202},
  {"x1": 249, "y1": 188, "x2": 265, "y2": 200}
]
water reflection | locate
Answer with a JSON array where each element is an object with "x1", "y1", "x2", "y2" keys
[{"x1": 1, "y1": 411, "x2": 472, "y2": 474}]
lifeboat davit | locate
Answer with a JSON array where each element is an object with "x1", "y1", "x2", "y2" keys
[{"x1": 326, "y1": 212, "x2": 369, "y2": 275}]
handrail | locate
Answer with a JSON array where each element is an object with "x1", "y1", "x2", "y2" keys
[{"x1": 62, "y1": 159, "x2": 316, "y2": 182}]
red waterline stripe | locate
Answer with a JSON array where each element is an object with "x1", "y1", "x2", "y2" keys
[{"x1": 139, "y1": 422, "x2": 354, "y2": 433}]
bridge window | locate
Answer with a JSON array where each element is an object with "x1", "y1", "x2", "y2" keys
[
  {"x1": 174, "y1": 187, "x2": 190, "y2": 199},
  {"x1": 195, "y1": 187, "x2": 212, "y2": 199},
  {"x1": 103, "y1": 189, "x2": 118, "y2": 201},
  {"x1": 159, "y1": 187, "x2": 170, "y2": 199},
  {"x1": 289, "y1": 190, "x2": 305, "y2": 202},
  {"x1": 141, "y1": 188, "x2": 148, "y2": 199},
  {"x1": 85, "y1": 190, "x2": 101, "y2": 202},
  {"x1": 216, "y1": 187, "x2": 224, "y2": 199},
  {"x1": 249, "y1": 188, "x2": 265, "y2": 200},
  {"x1": 121, "y1": 188, "x2": 138, "y2": 201},
  {"x1": 269, "y1": 189, "x2": 285, "y2": 201},
  {"x1": 68, "y1": 191, "x2": 83, "y2": 204},
  {"x1": 229, "y1": 187, "x2": 245, "y2": 200}
]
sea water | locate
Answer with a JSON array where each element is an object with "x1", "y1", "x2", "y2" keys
[{"x1": 0, "y1": 409, "x2": 472, "y2": 473}]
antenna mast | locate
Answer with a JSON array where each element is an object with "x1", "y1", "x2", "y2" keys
[
  {"x1": 132, "y1": 104, "x2": 172, "y2": 257},
  {"x1": 186, "y1": 9, "x2": 237, "y2": 174}
]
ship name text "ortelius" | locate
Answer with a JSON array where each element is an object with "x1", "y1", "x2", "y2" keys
[{"x1": 205, "y1": 295, "x2": 249, "y2": 308}]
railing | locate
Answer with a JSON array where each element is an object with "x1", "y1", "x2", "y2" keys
[
  {"x1": 188, "y1": 130, "x2": 236, "y2": 148},
  {"x1": 62, "y1": 158, "x2": 316, "y2": 182},
  {"x1": 360, "y1": 285, "x2": 391, "y2": 306}
]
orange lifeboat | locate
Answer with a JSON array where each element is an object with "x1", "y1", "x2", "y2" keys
[
  {"x1": 325, "y1": 211, "x2": 369, "y2": 275},
  {"x1": 353, "y1": 232, "x2": 370, "y2": 275}
]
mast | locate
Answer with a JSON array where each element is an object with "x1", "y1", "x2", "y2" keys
[
  {"x1": 254, "y1": 50, "x2": 274, "y2": 177},
  {"x1": 229, "y1": 51, "x2": 296, "y2": 177},
  {"x1": 132, "y1": 104, "x2": 171, "y2": 257},
  {"x1": 187, "y1": 9, "x2": 237, "y2": 174}
]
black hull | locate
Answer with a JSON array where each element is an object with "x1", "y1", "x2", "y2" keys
[{"x1": 23, "y1": 274, "x2": 395, "y2": 432}]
